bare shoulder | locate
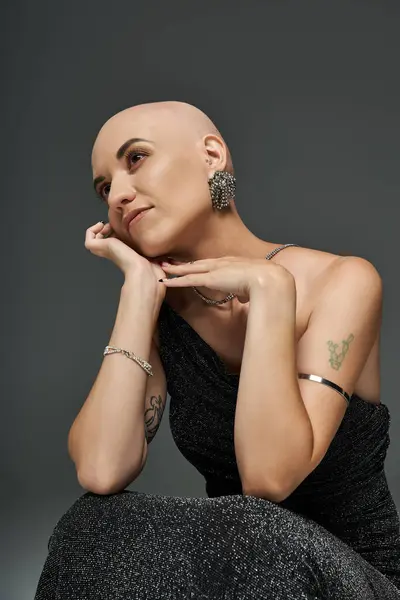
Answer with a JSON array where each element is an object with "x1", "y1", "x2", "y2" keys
[
  {"x1": 281, "y1": 246, "x2": 382, "y2": 403},
  {"x1": 274, "y1": 244, "x2": 339, "y2": 282},
  {"x1": 273, "y1": 245, "x2": 381, "y2": 317}
]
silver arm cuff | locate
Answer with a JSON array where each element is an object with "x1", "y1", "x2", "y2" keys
[{"x1": 298, "y1": 373, "x2": 351, "y2": 406}]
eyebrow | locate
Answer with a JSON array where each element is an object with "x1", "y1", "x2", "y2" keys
[{"x1": 93, "y1": 137, "x2": 153, "y2": 192}]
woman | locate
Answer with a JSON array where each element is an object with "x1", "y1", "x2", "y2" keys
[{"x1": 35, "y1": 101, "x2": 400, "y2": 599}]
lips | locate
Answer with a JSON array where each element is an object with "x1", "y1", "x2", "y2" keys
[{"x1": 123, "y1": 207, "x2": 151, "y2": 230}]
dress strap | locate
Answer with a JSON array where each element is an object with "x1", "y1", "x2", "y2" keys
[{"x1": 265, "y1": 243, "x2": 299, "y2": 260}]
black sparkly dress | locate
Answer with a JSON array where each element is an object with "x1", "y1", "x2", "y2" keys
[{"x1": 35, "y1": 246, "x2": 400, "y2": 599}]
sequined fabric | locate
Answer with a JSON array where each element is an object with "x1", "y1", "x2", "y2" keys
[
  {"x1": 34, "y1": 246, "x2": 400, "y2": 598},
  {"x1": 35, "y1": 490, "x2": 400, "y2": 599}
]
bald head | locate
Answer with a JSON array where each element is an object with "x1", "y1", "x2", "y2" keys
[
  {"x1": 90, "y1": 100, "x2": 237, "y2": 258},
  {"x1": 92, "y1": 101, "x2": 233, "y2": 174}
]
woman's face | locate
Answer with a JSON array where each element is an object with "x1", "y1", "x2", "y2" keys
[{"x1": 91, "y1": 108, "x2": 216, "y2": 259}]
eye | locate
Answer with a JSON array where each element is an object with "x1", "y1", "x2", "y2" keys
[
  {"x1": 98, "y1": 183, "x2": 111, "y2": 201},
  {"x1": 97, "y1": 149, "x2": 148, "y2": 201},
  {"x1": 125, "y1": 149, "x2": 147, "y2": 167}
]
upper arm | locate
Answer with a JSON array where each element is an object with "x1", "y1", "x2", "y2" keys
[
  {"x1": 295, "y1": 256, "x2": 382, "y2": 475},
  {"x1": 140, "y1": 333, "x2": 168, "y2": 468}
]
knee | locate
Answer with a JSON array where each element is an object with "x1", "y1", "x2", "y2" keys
[
  {"x1": 47, "y1": 490, "x2": 126, "y2": 551},
  {"x1": 244, "y1": 497, "x2": 313, "y2": 554}
]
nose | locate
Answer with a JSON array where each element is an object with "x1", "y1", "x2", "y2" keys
[{"x1": 107, "y1": 173, "x2": 137, "y2": 209}]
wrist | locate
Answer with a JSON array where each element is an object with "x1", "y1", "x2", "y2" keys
[
  {"x1": 123, "y1": 270, "x2": 156, "y2": 292},
  {"x1": 249, "y1": 276, "x2": 296, "y2": 316},
  {"x1": 249, "y1": 270, "x2": 295, "y2": 300},
  {"x1": 121, "y1": 277, "x2": 164, "y2": 316}
]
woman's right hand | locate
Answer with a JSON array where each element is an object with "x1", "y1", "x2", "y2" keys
[{"x1": 84, "y1": 221, "x2": 167, "y2": 300}]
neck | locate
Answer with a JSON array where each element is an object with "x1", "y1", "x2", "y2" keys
[
  {"x1": 172, "y1": 211, "x2": 276, "y2": 261},
  {"x1": 163, "y1": 210, "x2": 278, "y2": 306}
]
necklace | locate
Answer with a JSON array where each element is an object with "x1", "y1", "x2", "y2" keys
[
  {"x1": 190, "y1": 244, "x2": 299, "y2": 306},
  {"x1": 192, "y1": 286, "x2": 236, "y2": 305}
]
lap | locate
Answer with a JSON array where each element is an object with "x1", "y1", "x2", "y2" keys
[{"x1": 37, "y1": 490, "x2": 400, "y2": 600}]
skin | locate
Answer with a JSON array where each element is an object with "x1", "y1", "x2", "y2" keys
[
  {"x1": 90, "y1": 100, "x2": 381, "y2": 415},
  {"x1": 91, "y1": 100, "x2": 278, "y2": 304}
]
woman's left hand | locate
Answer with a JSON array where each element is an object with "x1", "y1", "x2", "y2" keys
[{"x1": 159, "y1": 256, "x2": 295, "y2": 303}]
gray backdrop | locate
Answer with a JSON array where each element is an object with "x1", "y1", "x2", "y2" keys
[{"x1": 2, "y1": 1, "x2": 400, "y2": 598}]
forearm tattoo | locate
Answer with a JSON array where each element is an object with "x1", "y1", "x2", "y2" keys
[
  {"x1": 144, "y1": 395, "x2": 166, "y2": 442},
  {"x1": 327, "y1": 333, "x2": 355, "y2": 370}
]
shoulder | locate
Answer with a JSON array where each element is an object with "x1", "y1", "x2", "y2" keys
[
  {"x1": 275, "y1": 245, "x2": 382, "y2": 320},
  {"x1": 306, "y1": 253, "x2": 382, "y2": 324},
  {"x1": 308, "y1": 252, "x2": 382, "y2": 302},
  {"x1": 276, "y1": 244, "x2": 379, "y2": 280},
  {"x1": 314, "y1": 255, "x2": 383, "y2": 321},
  {"x1": 325, "y1": 255, "x2": 382, "y2": 289}
]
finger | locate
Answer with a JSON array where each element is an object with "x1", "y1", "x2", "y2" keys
[
  {"x1": 85, "y1": 221, "x2": 104, "y2": 244},
  {"x1": 95, "y1": 222, "x2": 113, "y2": 239},
  {"x1": 160, "y1": 273, "x2": 210, "y2": 287},
  {"x1": 88, "y1": 221, "x2": 106, "y2": 233},
  {"x1": 161, "y1": 260, "x2": 212, "y2": 272}
]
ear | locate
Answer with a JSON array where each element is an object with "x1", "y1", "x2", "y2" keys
[{"x1": 202, "y1": 134, "x2": 228, "y2": 173}]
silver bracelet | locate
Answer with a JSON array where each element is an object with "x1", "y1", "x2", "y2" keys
[
  {"x1": 103, "y1": 345, "x2": 154, "y2": 377},
  {"x1": 298, "y1": 373, "x2": 351, "y2": 406}
]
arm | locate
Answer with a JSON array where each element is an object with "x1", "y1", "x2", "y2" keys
[
  {"x1": 235, "y1": 257, "x2": 382, "y2": 502},
  {"x1": 68, "y1": 278, "x2": 167, "y2": 495}
]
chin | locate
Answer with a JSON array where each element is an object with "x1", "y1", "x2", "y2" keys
[
  {"x1": 126, "y1": 236, "x2": 170, "y2": 261},
  {"x1": 130, "y1": 225, "x2": 179, "y2": 261}
]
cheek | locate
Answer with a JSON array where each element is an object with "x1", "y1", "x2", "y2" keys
[
  {"x1": 144, "y1": 155, "x2": 207, "y2": 201},
  {"x1": 106, "y1": 210, "x2": 130, "y2": 242}
]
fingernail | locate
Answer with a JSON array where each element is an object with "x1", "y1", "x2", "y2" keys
[{"x1": 99, "y1": 220, "x2": 105, "y2": 224}]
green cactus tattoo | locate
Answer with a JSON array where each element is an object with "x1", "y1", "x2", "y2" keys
[{"x1": 327, "y1": 333, "x2": 355, "y2": 370}]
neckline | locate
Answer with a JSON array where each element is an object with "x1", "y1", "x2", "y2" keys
[
  {"x1": 163, "y1": 299, "x2": 241, "y2": 379},
  {"x1": 162, "y1": 300, "x2": 390, "y2": 415},
  {"x1": 162, "y1": 242, "x2": 300, "y2": 378}
]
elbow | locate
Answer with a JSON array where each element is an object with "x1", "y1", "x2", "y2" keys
[
  {"x1": 77, "y1": 471, "x2": 131, "y2": 495},
  {"x1": 77, "y1": 470, "x2": 117, "y2": 495},
  {"x1": 242, "y1": 477, "x2": 289, "y2": 503},
  {"x1": 77, "y1": 464, "x2": 143, "y2": 496},
  {"x1": 77, "y1": 473, "x2": 119, "y2": 495},
  {"x1": 242, "y1": 470, "x2": 307, "y2": 503},
  {"x1": 74, "y1": 449, "x2": 146, "y2": 496}
]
